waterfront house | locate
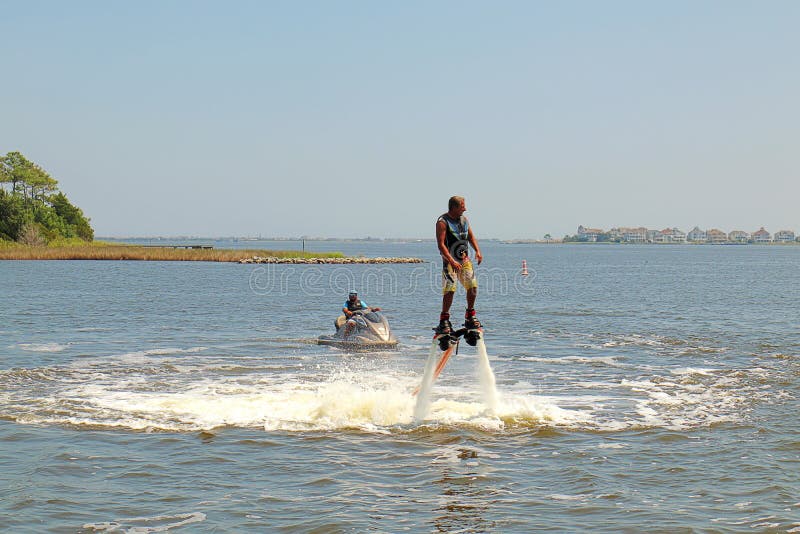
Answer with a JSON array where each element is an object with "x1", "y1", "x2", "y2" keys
[
  {"x1": 774, "y1": 230, "x2": 796, "y2": 242},
  {"x1": 670, "y1": 228, "x2": 687, "y2": 242},
  {"x1": 728, "y1": 230, "x2": 748, "y2": 243},
  {"x1": 687, "y1": 226, "x2": 707, "y2": 242},
  {"x1": 653, "y1": 228, "x2": 686, "y2": 243},
  {"x1": 577, "y1": 225, "x2": 604, "y2": 242},
  {"x1": 706, "y1": 229, "x2": 727, "y2": 244},
  {"x1": 620, "y1": 227, "x2": 648, "y2": 243},
  {"x1": 751, "y1": 227, "x2": 771, "y2": 243},
  {"x1": 652, "y1": 231, "x2": 668, "y2": 244}
]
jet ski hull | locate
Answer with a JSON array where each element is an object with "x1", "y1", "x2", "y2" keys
[
  {"x1": 317, "y1": 310, "x2": 398, "y2": 351},
  {"x1": 317, "y1": 337, "x2": 399, "y2": 351}
]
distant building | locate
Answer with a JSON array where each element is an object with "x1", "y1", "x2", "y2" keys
[
  {"x1": 653, "y1": 228, "x2": 687, "y2": 243},
  {"x1": 577, "y1": 225, "x2": 604, "y2": 242},
  {"x1": 751, "y1": 227, "x2": 771, "y2": 243},
  {"x1": 570, "y1": 224, "x2": 795, "y2": 245},
  {"x1": 706, "y1": 229, "x2": 727, "y2": 244},
  {"x1": 728, "y1": 230, "x2": 748, "y2": 243},
  {"x1": 687, "y1": 226, "x2": 707, "y2": 242},
  {"x1": 652, "y1": 231, "x2": 667, "y2": 243},
  {"x1": 669, "y1": 228, "x2": 687, "y2": 242},
  {"x1": 620, "y1": 227, "x2": 647, "y2": 243}
]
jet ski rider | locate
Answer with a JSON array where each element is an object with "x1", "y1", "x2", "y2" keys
[{"x1": 342, "y1": 292, "x2": 381, "y2": 338}]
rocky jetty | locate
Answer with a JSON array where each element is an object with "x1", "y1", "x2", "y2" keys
[{"x1": 238, "y1": 256, "x2": 424, "y2": 264}]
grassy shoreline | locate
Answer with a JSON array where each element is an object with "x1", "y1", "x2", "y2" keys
[{"x1": 0, "y1": 240, "x2": 345, "y2": 262}]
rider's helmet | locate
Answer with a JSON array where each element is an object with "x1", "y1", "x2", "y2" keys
[{"x1": 348, "y1": 291, "x2": 358, "y2": 301}]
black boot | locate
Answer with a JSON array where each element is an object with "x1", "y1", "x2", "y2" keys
[
  {"x1": 463, "y1": 309, "x2": 481, "y2": 346},
  {"x1": 464, "y1": 308, "x2": 481, "y2": 330},
  {"x1": 434, "y1": 313, "x2": 452, "y2": 336}
]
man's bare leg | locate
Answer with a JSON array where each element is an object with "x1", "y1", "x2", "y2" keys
[
  {"x1": 441, "y1": 291, "x2": 455, "y2": 315},
  {"x1": 466, "y1": 287, "x2": 477, "y2": 311},
  {"x1": 465, "y1": 287, "x2": 480, "y2": 328}
]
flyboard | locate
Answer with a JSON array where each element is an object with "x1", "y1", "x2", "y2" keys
[{"x1": 412, "y1": 322, "x2": 497, "y2": 421}]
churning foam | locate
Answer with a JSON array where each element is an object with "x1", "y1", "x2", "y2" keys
[
  {"x1": 0, "y1": 354, "x2": 583, "y2": 433},
  {"x1": 64, "y1": 376, "x2": 580, "y2": 433},
  {"x1": 0, "y1": 339, "x2": 772, "y2": 433}
]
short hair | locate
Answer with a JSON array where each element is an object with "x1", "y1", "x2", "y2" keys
[{"x1": 448, "y1": 196, "x2": 465, "y2": 210}]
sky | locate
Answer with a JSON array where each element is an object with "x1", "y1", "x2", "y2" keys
[{"x1": 1, "y1": 1, "x2": 798, "y2": 239}]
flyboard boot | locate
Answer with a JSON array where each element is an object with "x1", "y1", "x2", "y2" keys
[
  {"x1": 463, "y1": 308, "x2": 482, "y2": 346},
  {"x1": 434, "y1": 312, "x2": 455, "y2": 351}
]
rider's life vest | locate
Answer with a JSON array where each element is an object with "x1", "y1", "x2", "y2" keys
[
  {"x1": 345, "y1": 299, "x2": 366, "y2": 312},
  {"x1": 438, "y1": 213, "x2": 470, "y2": 261}
]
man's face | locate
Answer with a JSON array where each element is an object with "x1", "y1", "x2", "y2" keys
[
  {"x1": 455, "y1": 200, "x2": 466, "y2": 216},
  {"x1": 349, "y1": 294, "x2": 357, "y2": 302}
]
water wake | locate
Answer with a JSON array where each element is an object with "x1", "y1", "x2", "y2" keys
[
  {"x1": 16, "y1": 342, "x2": 67, "y2": 353},
  {"x1": 83, "y1": 512, "x2": 206, "y2": 532}
]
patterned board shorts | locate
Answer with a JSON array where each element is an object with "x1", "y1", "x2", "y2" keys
[{"x1": 442, "y1": 258, "x2": 478, "y2": 294}]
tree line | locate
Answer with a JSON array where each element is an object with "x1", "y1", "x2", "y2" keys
[{"x1": 0, "y1": 151, "x2": 94, "y2": 244}]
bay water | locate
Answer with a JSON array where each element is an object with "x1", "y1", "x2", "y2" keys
[{"x1": 1, "y1": 242, "x2": 798, "y2": 531}]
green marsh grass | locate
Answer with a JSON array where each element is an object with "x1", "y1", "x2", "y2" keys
[{"x1": 0, "y1": 240, "x2": 344, "y2": 262}]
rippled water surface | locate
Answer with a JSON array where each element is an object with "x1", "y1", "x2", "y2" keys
[{"x1": 1, "y1": 242, "x2": 799, "y2": 532}]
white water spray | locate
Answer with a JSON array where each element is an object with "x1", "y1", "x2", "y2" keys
[
  {"x1": 413, "y1": 336, "x2": 500, "y2": 422},
  {"x1": 476, "y1": 337, "x2": 498, "y2": 414},
  {"x1": 412, "y1": 342, "x2": 440, "y2": 422}
]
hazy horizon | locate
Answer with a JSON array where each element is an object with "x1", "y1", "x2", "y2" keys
[
  {"x1": 96, "y1": 223, "x2": 793, "y2": 242},
  {"x1": 2, "y1": 1, "x2": 798, "y2": 239}
]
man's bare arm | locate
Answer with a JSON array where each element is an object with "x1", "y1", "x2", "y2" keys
[{"x1": 468, "y1": 226, "x2": 483, "y2": 265}]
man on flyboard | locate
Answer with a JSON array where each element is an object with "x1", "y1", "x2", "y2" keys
[{"x1": 435, "y1": 196, "x2": 483, "y2": 339}]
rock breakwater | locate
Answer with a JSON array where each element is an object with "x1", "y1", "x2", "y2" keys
[{"x1": 238, "y1": 256, "x2": 424, "y2": 264}]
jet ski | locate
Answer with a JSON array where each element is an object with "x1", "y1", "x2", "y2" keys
[{"x1": 318, "y1": 309, "x2": 399, "y2": 351}]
